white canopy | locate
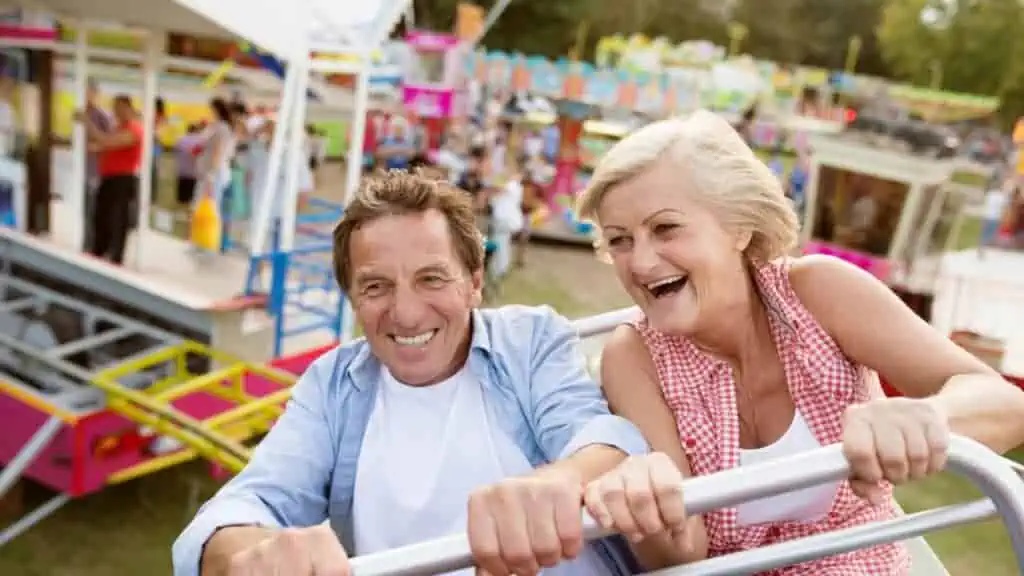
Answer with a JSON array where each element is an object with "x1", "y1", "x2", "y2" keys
[
  {"x1": 5, "y1": 0, "x2": 237, "y2": 39},
  {"x1": 174, "y1": 0, "x2": 410, "y2": 62}
]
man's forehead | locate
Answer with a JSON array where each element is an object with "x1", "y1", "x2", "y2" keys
[
  {"x1": 353, "y1": 258, "x2": 454, "y2": 279},
  {"x1": 350, "y1": 211, "x2": 463, "y2": 275}
]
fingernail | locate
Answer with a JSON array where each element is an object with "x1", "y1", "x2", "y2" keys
[{"x1": 629, "y1": 533, "x2": 643, "y2": 544}]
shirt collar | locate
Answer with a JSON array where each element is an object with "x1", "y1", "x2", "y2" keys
[{"x1": 346, "y1": 309, "x2": 493, "y2": 391}]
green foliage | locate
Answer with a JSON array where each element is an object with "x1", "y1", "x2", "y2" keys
[
  {"x1": 878, "y1": 0, "x2": 1024, "y2": 126},
  {"x1": 414, "y1": 0, "x2": 1023, "y2": 126}
]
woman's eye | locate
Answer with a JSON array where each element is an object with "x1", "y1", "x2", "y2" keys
[
  {"x1": 653, "y1": 223, "x2": 679, "y2": 235},
  {"x1": 606, "y1": 236, "x2": 632, "y2": 251}
]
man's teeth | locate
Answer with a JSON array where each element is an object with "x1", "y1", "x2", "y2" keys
[
  {"x1": 393, "y1": 331, "x2": 436, "y2": 346},
  {"x1": 646, "y1": 276, "x2": 685, "y2": 290}
]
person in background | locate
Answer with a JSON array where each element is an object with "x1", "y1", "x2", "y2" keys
[
  {"x1": 82, "y1": 78, "x2": 112, "y2": 252},
  {"x1": 523, "y1": 127, "x2": 544, "y2": 161},
  {"x1": 78, "y1": 94, "x2": 143, "y2": 265},
  {"x1": 172, "y1": 172, "x2": 647, "y2": 576},
  {"x1": 149, "y1": 97, "x2": 166, "y2": 204},
  {"x1": 194, "y1": 98, "x2": 237, "y2": 212},
  {"x1": 515, "y1": 168, "x2": 542, "y2": 268},
  {"x1": 489, "y1": 154, "x2": 527, "y2": 282},
  {"x1": 174, "y1": 124, "x2": 203, "y2": 208},
  {"x1": 186, "y1": 98, "x2": 237, "y2": 256},
  {"x1": 979, "y1": 176, "x2": 1011, "y2": 252},
  {"x1": 457, "y1": 145, "x2": 488, "y2": 214},
  {"x1": 376, "y1": 118, "x2": 415, "y2": 171}
]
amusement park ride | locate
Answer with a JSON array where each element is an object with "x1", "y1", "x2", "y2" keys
[
  {"x1": 1, "y1": 2, "x2": 1024, "y2": 573},
  {"x1": 800, "y1": 112, "x2": 1024, "y2": 377}
]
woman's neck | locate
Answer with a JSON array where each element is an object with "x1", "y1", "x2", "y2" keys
[{"x1": 690, "y1": 270, "x2": 773, "y2": 372}]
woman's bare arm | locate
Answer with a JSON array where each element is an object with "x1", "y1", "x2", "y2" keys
[
  {"x1": 601, "y1": 325, "x2": 709, "y2": 568},
  {"x1": 791, "y1": 255, "x2": 1024, "y2": 454}
]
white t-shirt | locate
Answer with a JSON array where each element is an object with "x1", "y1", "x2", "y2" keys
[
  {"x1": 491, "y1": 179, "x2": 525, "y2": 234},
  {"x1": 524, "y1": 135, "x2": 544, "y2": 159},
  {"x1": 984, "y1": 188, "x2": 1008, "y2": 220},
  {"x1": 737, "y1": 410, "x2": 839, "y2": 526},
  {"x1": 352, "y1": 366, "x2": 610, "y2": 576}
]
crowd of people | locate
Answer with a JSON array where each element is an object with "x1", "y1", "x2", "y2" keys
[
  {"x1": 360, "y1": 101, "x2": 560, "y2": 293},
  {"x1": 173, "y1": 110, "x2": 1024, "y2": 576},
  {"x1": 76, "y1": 82, "x2": 325, "y2": 266}
]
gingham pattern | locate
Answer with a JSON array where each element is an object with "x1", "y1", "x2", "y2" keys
[{"x1": 635, "y1": 260, "x2": 912, "y2": 575}]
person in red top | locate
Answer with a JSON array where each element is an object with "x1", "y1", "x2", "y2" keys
[{"x1": 79, "y1": 94, "x2": 143, "y2": 264}]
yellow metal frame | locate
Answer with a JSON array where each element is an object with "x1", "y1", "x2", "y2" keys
[{"x1": 90, "y1": 341, "x2": 299, "y2": 483}]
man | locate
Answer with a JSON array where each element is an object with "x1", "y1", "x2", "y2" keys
[
  {"x1": 79, "y1": 94, "x2": 142, "y2": 265},
  {"x1": 172, "y1": 172, "x2": 647, "y2": 576},
  {"x1": 82, "y1": 78, "x2": 112, "y2": 251}
]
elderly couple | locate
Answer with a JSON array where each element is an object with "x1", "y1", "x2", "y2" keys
[{"x1": 174, "y1": 112, "x2": 1024, "y2": 576}]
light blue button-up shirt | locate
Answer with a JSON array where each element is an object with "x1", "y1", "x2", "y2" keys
[{"x1": 172, "y1": 305, "x2": 648, "y2": 576}]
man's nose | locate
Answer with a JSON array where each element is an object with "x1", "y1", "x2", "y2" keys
[{"x1": 389, "y1": 283, "x2": 427, "y2": 327}]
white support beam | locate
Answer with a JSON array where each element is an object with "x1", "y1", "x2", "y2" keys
[
  {"x1": 133, "y1": 30, "x2": 166, "y2": 270},
  {"x1": 370, "y1": 0, "x2": 413, "y2": 46},
  {"x1": 68, "y1": 19, "x2": 88, "y2": 252},
  {"x1": 309, "y1": 58, "x2": 364, "y2": 75},
  {"x1": 469, "y1": 0, "x2": 515, "y2": 47}
]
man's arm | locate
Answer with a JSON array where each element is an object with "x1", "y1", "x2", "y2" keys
[
  {"x1": 172, "y1": 350, "x2": 343, "y2": 576},
  {"x1": 527, "y1": 307, "x2": 649, "y2": 468}
]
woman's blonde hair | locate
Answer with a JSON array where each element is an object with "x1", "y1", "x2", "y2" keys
[{"x1": 577, "y1": 110, "x2": 799, "y2": 265}]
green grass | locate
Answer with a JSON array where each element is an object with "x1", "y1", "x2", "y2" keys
[{"x1": 895, "y1": 448, "x2": 1024, "y2": 575}]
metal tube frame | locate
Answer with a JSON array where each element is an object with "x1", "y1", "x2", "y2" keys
[
  {"x1": 0, "y1": 274, "x2": 182, "y2": 410},
  {"x1": 346, "y1": 436, "x2": 1024, "y2": 576}
]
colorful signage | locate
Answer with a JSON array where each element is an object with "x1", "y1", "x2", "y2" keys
[{"x1": 402, "y1": 85, "x2": 455, "y2": 119}]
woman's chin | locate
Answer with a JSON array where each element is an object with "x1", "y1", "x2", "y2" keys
[{"x1": 646, "y1": 307, "x2": 698, "y2": 336}]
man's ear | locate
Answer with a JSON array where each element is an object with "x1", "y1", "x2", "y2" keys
[{"x1": 470, "y1": 268, "x2": 485, "y2": 307}]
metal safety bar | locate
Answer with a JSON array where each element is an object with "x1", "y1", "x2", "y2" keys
[
  {"x1": 573, "y1": 306, "x2": 641, "y2": 339},
  {"x1": 346, "y1": 435, "x2": 1024, "y2": 576}
]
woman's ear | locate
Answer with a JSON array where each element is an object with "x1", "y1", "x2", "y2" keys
[{"x1": 734, "y1": 227, "x2": 754, "y2": 253}]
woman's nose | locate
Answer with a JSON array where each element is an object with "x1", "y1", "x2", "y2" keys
[{"x1": 628, "y1": 237, "x2": 661, "y2": 276}]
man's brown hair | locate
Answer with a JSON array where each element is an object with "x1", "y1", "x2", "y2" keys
[{"x1": 332, "y1": 170, "x2": 484, "y2": 293}]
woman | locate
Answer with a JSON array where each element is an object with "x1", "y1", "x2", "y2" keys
[
  {"x1": 193, "y1": 98, "x2": 237, "y2": 215},
  {"x1": 576, "y1": 111, "x2": 1024, "y2": 574}
]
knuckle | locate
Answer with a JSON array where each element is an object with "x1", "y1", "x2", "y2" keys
[
  {"x1": 533, "y1": 543, "x2": 562, "y2": 565},
  {"x1": 504, "y1": 546, "x2": 534, "y2": 567},
  {"x1": 227, "y1": 550, "x2": 253, "y2": 574},
  {"x1": 625, "y1": 486, "x2": 654, "y2": 507}
]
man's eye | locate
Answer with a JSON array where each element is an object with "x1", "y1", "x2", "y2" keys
[
  {"x1": 422, "y1": 276, "x2": 447, "y2": 288},
  {"x1": 362, "y1": 283, "x2": 386, "y2": 297}
]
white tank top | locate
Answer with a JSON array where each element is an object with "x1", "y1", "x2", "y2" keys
[
  {"x1": 352, "y1": 367, "x2": 612, "y2": 576},
  {"x1": 736, "y1": 410, "x2": 839, "y2": 526}
]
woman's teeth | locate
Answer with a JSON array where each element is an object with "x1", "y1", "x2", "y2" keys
[
  {"x1": 646, "y1": 275, "x2": 688, "y2": 297},
  {"x1": 393, "y1": 330, "x2": 437, "y2": 346}
]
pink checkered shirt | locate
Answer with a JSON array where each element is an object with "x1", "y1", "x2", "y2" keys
[{"x1": 634, "y1": 260, "x2": 911, "y2": 575}]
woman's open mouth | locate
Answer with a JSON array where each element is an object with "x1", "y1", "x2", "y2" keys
[{"x1": 645, "y1": 275, "x2": 688, "y2": 298}]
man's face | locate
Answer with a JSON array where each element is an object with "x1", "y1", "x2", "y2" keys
[
  {"x1": 349, "y1": 210, "x2": 483, "y2": 386},
  {"x1": 113, "y1": 100, "x2": 134, "y2": 123}
]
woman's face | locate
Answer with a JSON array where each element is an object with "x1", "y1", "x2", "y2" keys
[{"x1": 596, "y1": 156, "x2": 749, "y2": 336}]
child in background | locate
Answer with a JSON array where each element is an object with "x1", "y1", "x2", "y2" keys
[{"x1": 489, "y1": 154, "x2": 527, "y2": 282}]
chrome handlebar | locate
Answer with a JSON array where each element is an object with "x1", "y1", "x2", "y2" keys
[{"x1": 348, "y1": 435, "x2": 1024, "y2": 575}]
